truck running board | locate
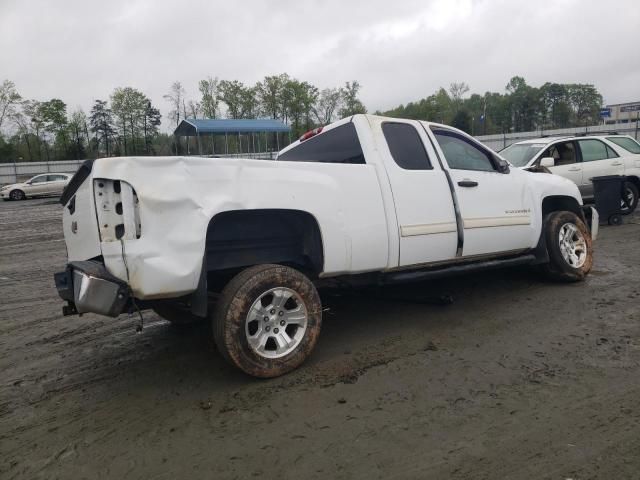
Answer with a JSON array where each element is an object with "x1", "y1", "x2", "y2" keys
[{"x1": 382, "y1": 254, "x2": 538, "y2": 285}]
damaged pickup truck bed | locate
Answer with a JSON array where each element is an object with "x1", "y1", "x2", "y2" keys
[{"x1": 55, "y1": 114, "x2": 598, "y2": 377}]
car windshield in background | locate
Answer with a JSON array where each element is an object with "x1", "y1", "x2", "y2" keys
[
  {"x1": 500, "y1": 143, "x2": 547, "y2": 167},
  {"x1": 607, "y1": 136, "x2": 640, "y2": 154}
]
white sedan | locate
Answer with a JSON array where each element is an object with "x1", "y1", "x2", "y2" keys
[{"x1": 1, "y1": 173, "x2": 73, "y2": 201}]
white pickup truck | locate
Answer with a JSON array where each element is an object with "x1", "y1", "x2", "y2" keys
[{"x1": 55, "y1": 114, "x2": 597, "y2": 377}]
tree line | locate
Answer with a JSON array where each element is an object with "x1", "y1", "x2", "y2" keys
[
  {"x1": 0, "y1": 75, "x2": 367, "y2": 162},
  {"x1": 378, "y1": 76, "x2": 604, "y2": 136},
  {"x1": 0, "y1": 74, "x2": 604, "y2": 162}
]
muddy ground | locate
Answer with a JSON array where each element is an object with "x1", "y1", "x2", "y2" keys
[{"x1": 1, "y1": 198, "x2": 639, "y2": 480}]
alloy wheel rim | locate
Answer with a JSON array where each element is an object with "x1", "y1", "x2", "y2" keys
[
  {"x1": 558, "y1": 223, "x2": 587, "y2": 268},
  {"x1": 621, "y1": 186, "x2": 635, "y2": 212},
  {"x1": 245, "y1": 287, "x2": 308, "y2": 359}
]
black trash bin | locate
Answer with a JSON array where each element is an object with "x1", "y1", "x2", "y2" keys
[{"x1": 592, "y1": 175, "x2": 625, "y2": 226}]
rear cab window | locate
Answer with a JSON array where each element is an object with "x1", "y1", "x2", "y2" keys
[
  {"x1": 607, "y1": 137, "x2": 640, "y2": 154},
  {"x1": 277, "y1": 123, "x2": 365, "y2": 164}
]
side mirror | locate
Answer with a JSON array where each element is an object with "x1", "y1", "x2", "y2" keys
[
  {"x1": 540, "y1": 157, "x2": 555, "y2": 168},
  {"x1": 497, "y1": 158, "x2": 510, "y2": 174}
]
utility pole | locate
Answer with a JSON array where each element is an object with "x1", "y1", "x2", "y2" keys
[{"x1": 482, "y1": 96, "x2": 487, "y2": 135}]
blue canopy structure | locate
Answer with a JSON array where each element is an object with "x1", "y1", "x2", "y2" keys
[
  {"x1": 173, "y1": 119, "x2": 291, "y2": 157},
  {"x1": 174, "y1": 118, "x2": 290, "y2": 136}
]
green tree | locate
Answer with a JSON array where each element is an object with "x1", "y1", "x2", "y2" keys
[
  {"x1": 143, "y1": 102, "x2": 161, "y2": 153},
  {"x1": 67, "y1": 109, "x2": 88, "y2": 159},
  {"x1": 256, "y1": 74, "x2": 288, "y2": 120},
  {"x1": 89, "y1": 100, "x2": 116, "y2": 157},
  {"x1": 39, "y1": 99, "x2": 68, "y2": 159},
  {"x1": 568, "y1": 84, "x2": 602, "y2": 126},
  {"x1": 540, "y1": 82, "x2": 571, "y2": 128},
  {"x1": 199, "y1": 77, "x2": 220, "y2": 119},
  {"x1": 339, "y1": 81, "x2": 367, "y2": 118},
  {"x1": 505, "y1": 76, "x2": 541, "y2": 132},
  {"x1": 451, "y1": 109, "x2": 472, "y2": 134},
  {"x1": 219, "y1": 80, "x2": 258, "y2": 119},
  {"x1": 111, "y1": 87, "x2": 150, "y2": 155}
]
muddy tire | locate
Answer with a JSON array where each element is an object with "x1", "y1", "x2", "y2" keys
[
  {"x1": 10, "y1": 189, "x2": 25, "y2": 201},
  {"x1": 153, "y1": 303, "x2": 204, "y2": 326},
  {"x1": 621, "y1": 181, "x2": 638, "y2": 215},
  {"x1": 540, "y1": 211, "x2": 593, "y2": 282},
  {"x1": 212, "y1": 264, "x2": 322, "y2": 378}
]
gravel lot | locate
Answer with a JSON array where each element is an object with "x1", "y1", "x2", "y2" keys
[{"x1": 1, "y1": 197, "x2": 639, "y2": 479}]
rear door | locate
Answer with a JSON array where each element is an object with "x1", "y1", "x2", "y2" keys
[
  {"x1": 576, "y1": 139, "x2": 624, "y2": 198},
  {"x1": 429, "y1": 127, "x2": 537, "y2": 257},
  {"x1": 25, "y1": 175, "x2": 50, "y2": 196},
  {"x1": 47, "y1": 174, "x2": 69, "y2": 195},
  {"x1": 371, "y1": 118, "x2": 458, "y2": 266}
]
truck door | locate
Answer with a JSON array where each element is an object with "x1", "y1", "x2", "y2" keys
[
  {"x1": 371, "y1": 118, "x2": 458, "y2": 266},
  {"x1": 429, "y1": 127, "x2": 537, "y2": 257}
]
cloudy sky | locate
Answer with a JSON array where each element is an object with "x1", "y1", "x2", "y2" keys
[{"x1": 1, "y1": 0, "x2": 639, "y2": 128}]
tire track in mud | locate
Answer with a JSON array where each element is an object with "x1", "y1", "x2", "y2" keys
[{"x1": 1, "y1": 199, "x2": 640, "y2": 479}]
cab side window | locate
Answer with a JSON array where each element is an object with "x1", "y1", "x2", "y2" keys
[
  {"x1": 382, "y1": 122, "x2": 432, "y2": 170},
  {"x1": 30, "y1": 175, "x2": 48, "y2": 184},
  {"x1": 541, "y1": 142, "x2": 576, "y2": 166},
  {"x1": 578, "y1": 139, "x2": 619, "y2": 162},
  {"x1": 432, "y1": 129, "x2": 496, "y2": 172}
]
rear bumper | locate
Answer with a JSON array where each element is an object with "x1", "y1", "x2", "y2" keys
[{"x1": 54, "y1": 261, "x2": 129, "y2": 317}]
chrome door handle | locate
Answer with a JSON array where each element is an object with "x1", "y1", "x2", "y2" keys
[
  {"x1": 611, "y1": 161, "x2": 623, "y2": 166},
  {"x1": 568, "y1": 167, "x2": 581, "y2": 171}
]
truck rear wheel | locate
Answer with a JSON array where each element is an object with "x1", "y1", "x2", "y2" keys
[
  {"x1": 540, "y1": 211, "x2": 593, "y2": 282},
  {"x1": 212, "y1": 264, "x2": 322, "y2": 378}
]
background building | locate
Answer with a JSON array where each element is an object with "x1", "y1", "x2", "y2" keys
[{"x1": 603, "y1": 101, "x2": 640, "y2": 124}]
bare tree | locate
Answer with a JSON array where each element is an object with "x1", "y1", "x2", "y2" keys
[
  {"x1": 187, "y1": 100, "x2": 201, "y2": 119},
  {"x1": 0, "y1": 80, "x2": 22, "y2": 132},
  {"x1": 313, "y1": 88, "x2": 342, "y2": 125},
  {"x1": 163, "y1": 81, "x2": 186, "y2": 127},
  {"x1": 449, "y1": 82, "x2": 470, "y2": 104}
]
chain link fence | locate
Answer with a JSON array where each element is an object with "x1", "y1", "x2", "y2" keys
[{"x1": 476, "y1": 122, "x2": 640, "y2": 151}]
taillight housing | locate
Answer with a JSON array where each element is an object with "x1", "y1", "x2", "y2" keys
[
  {"x1": 94, "y1": 179, "x2": 141, "y2": 241},
  {"x1": 299, "y1": 127, "x2": 323, "y2": 142}
]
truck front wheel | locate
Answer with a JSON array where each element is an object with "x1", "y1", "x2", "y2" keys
[
  {"x1": 540, "y1": 211, "x2": 593, "y2": 282},
  {"x1": 212, "y1": 264, "x2": 322, "y2": 378}
]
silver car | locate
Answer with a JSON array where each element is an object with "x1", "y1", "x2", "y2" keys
[{"x1": 1, "y1": 173, "x2": 73, "y2": 201}]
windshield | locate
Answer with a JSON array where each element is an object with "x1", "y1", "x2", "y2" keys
[
  {"x1": 500, "y1": 143, "x2": 547, "y2": 167},
  {"x1": 607, "y1": 136, "x2": 640, "y2": 154}
]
